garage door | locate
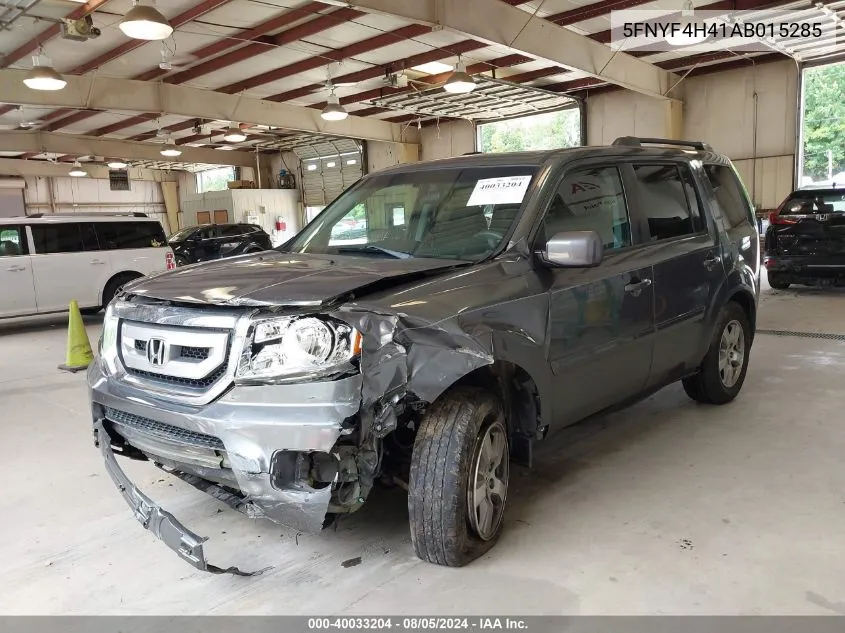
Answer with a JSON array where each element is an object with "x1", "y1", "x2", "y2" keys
[{"x1": 298, "y1": 139, "x2": 363, "y2": 209}]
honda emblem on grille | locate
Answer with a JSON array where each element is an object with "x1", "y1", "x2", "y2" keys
[{"x1": 146, "y1": 338, "x2": 168, "y2": 366}]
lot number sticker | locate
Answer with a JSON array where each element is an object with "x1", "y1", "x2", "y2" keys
[{"x1": 467, "y1": 175, "x2": 532, "y2": 206}]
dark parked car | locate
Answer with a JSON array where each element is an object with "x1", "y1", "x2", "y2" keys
[
  {"x1": 764, "y1": 187, "x2": 845, "y2": 288},
  {"x1": 168, "y1": 223, "x2": 271, "y2": 265},
  {"x1": 88, "y1": 137, "x2": 759, "y2": 573}
]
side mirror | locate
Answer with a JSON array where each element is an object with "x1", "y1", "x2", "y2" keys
[{"x1": 541, "y1": 231, "x2": 603, "y2": 267}]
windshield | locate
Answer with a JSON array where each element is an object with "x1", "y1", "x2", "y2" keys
[
  {"x1": 286, "y1": 166, "x2": 537, "y2": 261},
  {"x1": 781, "y1": 191, "x2": 845, "y2": 215}
]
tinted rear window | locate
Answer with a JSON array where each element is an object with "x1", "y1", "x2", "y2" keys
[
  {"x1": 781, "y1": 191, "x2": 845, "y2": 214},
  {"x1": 31, "y1": 222, "x2": 97, "y2": 254},
  {"x1": 703, "y1": 164, "x2": 754, "y2": 228},
  {"x1": 96, "y1": 221, "x2": 167, "y2": 249}
]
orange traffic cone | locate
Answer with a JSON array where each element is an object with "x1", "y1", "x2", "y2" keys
[{"x1": 58, "y1": 300, "x2": 94, "y2": 373}]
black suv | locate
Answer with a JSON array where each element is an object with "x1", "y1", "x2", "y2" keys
[
  {"x1": 763, "y1": 186, "x2": 845, "y2": 288},
  {"x1": 89, "y1": 138, "x2": 759, "y2": 573},
  {"x1": 168, "y1": 223, "x2": 272, "y2": 265}
]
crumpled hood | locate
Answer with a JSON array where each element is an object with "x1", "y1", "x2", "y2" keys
[{"x1": 126, "y1": 250, "x2": 466, "y2": 306}]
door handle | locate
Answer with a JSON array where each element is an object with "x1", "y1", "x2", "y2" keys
[
  {"x1": 703, "y1": 256, "x2": 722, "y2": 271},
  {"x1": 624, "y1": 278, "x2": 652, "y2": 296},
  {"x1": 90, "y1": 259, "x2": 107, "y2": 265},
  {"x1": 6, "y1": 265, "x2": 26, "y2": 272}
]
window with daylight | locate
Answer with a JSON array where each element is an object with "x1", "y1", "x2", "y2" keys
[
  {"x1": 478, "y1": 109, "x2": 581, "y2": 154},
  {"x1": 196, "y1": 166, "x2": 236, "y2": 193}
]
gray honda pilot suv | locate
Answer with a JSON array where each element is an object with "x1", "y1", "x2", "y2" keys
[{"x1": 89, "y1": 137, "x2": 760, "y2": 572}]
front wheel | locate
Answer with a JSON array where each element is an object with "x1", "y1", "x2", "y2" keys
[
  {"x1": 683, "y1": 302, "x2": 751, "y2": 405},
  {"x1": 408, "y1": 387, "x2": 509, "y2": 567}
]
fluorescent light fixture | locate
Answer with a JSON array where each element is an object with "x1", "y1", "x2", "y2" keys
[
  {"x1": 321, "y1": 92, "x2": 348, "y2": 121},
  {"x1": 160, "y1": 138, "x2": 182, "y2": 157},
  {"x1": 107, "y1": 159, "x2": 128, "y2": 169},
  {"x1": 68, "y1": 161, "x2": 87, "y2": 177},
  {"x1": 23, "y1": 54, "x2": 66, "y2": 91},
  {"x1": 120, "y1": 1, "x2": 173, "y2": 41},
  {"x1": 411, "y1": 61, "x2": 453, "y2": 75},
  {"x1": 346, "y1": 159, "x2": 357, "y2": 165},
  {"x1": 215, "y1": 146, "x2": 236, "y2": 151},
  {"x1": 314, "y1": 0, "x2": 350, "y2": 6},
  {"x1": 444, "y1": 57, "x2": 476, "y2": 94},
  {"x1": 306, "y1": 163, "x2": 318, "y2": 171},
  {"x1": 326, "y1": 161, "x2": 336, "y2": 168},
  {"x1": 222, "y1": 123, "x2": 246, "y2": 143}
]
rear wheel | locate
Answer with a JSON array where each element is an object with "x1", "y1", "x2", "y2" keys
[
  {"x1": 683, "y1": 302, "x2": 751, "y2": 405},
  {"x1": 767, "y1": 273, "x2": 790, "y2": 290},
  {"x1": 408, "y1": 387, "x2": 509, "y2": 567}
]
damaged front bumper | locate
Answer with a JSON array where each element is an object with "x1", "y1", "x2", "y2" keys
[{"x1": 89, "y1": 357, "x2": 365, "y2": 569}]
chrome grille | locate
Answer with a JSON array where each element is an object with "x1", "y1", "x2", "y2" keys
[
  {"x1": 127, "y1": 363, "x2": 228, "y2": 389},
  {"x1": 105, "y1": 407, "x2": 224, "y2": 450},
  {"x1": 179, "y1": 345, "x2": 210, "y2": 360}
]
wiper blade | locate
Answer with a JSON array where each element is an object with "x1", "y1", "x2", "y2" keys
[{"x1": 336, "y1": 245, "x2": 412, "y2": 259}]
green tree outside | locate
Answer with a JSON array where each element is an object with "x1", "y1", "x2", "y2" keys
[
  {"x1": 479, "y1": 109, "x2": 581, "y2": 153},
  {"x1": 802, "y1": 63, "x2": 845, "y2": 182}
]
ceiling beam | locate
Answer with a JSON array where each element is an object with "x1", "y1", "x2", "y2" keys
[
  {"x1": 69, "y1": 0, "x2": 234, "y2": 77},
  {"x1": 340, "y1": 0, "x2": 680, "y2": 100},
  {"x1": 0, "y1": 70, "x2": 420, "y2": 144},
  {"x1": 0, "y1": 0, "x2": 112, "y2": 69},
  {"x1": 0, "y1": 131, "x2": 257, "y2": 167},
  {"x1": 37, "y1": 3, "x2": 336, "y2": 132},
  {"x1": 0, "y1": 157, "x2": 180, "y2": 181}
]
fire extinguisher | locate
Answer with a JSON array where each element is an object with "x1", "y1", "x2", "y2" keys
[{"x1": 275, "y1": 217, "x2": 286, "y2": 232}]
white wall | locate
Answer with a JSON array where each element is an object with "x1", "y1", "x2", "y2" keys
[
  {"x1": 420, "y1": 120, "x2": 476, "y2": 161},
  {"x1": 22, "y1": 175, "x2": 170, "y2": 230},
  {"x1": 230, "y1": 189, "x2": 301, "y2": 245},
  {"x1": 366, "y1": 141, "x2": 421, "y2": 173},
  {"x1": 587, "y1": 90, "x2": 674, "y2": 145},
  {"x1": 586, "y1": 59, "x2": 799, "y2": 210}
]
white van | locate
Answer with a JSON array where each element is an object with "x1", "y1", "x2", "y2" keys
[{"x1": 0, "y1": 213, "x2": 174, "y2": 318}]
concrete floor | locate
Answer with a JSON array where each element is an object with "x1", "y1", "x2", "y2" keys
[{"x1": 2, "y1": 276, "x2": 845, "y2": 615}]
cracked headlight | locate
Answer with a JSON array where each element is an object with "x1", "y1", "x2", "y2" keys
[{"x1": 236, "y1": 316, "x2": 361, "y2": 383}]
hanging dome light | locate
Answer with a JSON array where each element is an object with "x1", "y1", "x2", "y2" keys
[
  {"x1": 68, "y1": 160, "x2": 88, "y2": 177},
  {"x1": 107, "y1": 159, "x2": 128, "y2": 169},
  {"x1": 321, "y1": 91, "x2": 348, "y2": 121},
  {"x1": 23, "y1": 53, "x2": 66, "y2": 91},
  {"x1": 222, "y1": 123, "x2": 247, "y2": 143},
  {"x1": 160, "y1": 138, "x2": 182, "y2": 157},
  {"x1": 443, "y1": 57, "x2": 475, "y2": 94},
  {"x1": 665, "y1": 0, "x2": 708, "y2": 46},
  {"x1": 119, "y1": 1, "x2": 173, "y2": 41}
]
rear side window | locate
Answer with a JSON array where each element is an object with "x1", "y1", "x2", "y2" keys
[
  {"x1": 703, "y1": 164, "x2": 754, "y2": 227},
  {"x1": 31, "y1": 223, "x2": 97, "y2": 254},
  {"x1": 632, "y1": 164, "x2": 703, "y2": 241},
  {"x1": 220, "y1": 224, "x2": 244, "y2": 237},
  {"x1": 96, "y1": 221, "x2": 166, "y2": 250},
  {"x1": 0, "y1": 226, "x2": 27, "y2": 256},
  {"x1": 540, "y1": 166, "x2": 632, "y2": 251}
]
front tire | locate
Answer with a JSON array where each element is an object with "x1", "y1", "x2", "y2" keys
[
  {"x1": 408, "y1": 387, "x2": 509, "y2": 567},
  {"x1": 683, "y1": 302, "x2": 751, "y2": 405}
]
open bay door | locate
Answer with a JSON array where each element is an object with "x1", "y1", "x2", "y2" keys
[{"x1": 298, "y1": 139, "x2": 363, "y2": 220}]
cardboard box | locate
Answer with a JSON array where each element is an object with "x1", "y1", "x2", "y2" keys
[{"x1": 227, "y1": 180, "x2": 255, "y2": 189}]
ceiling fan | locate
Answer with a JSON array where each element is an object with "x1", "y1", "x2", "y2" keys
[{"x1": 158, "y1": 41, "x2": 198, "y2": 71}]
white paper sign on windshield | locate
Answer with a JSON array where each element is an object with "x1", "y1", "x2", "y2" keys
[{"x1": 466, "y1": 175, "x2": 532, "y2": 206}]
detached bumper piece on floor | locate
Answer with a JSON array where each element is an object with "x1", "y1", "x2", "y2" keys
[{"x1": 94, "y1": 421, "x2": 269, "y2": 577}]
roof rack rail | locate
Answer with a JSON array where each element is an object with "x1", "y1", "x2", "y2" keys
[
  {"x1": 612, "y1": 136, "x2": 712, "y2": 151},
  {"x1": 25, "y1": 212, "x2": 148, "y2": 219}
]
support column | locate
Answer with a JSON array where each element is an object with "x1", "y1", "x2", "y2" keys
[
  {"x1": 160, "y1": 181, "x2": 180, "y2": 234},
  {"x1": 663, "y1": 99, "x2": 684, "y2": 140}
]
